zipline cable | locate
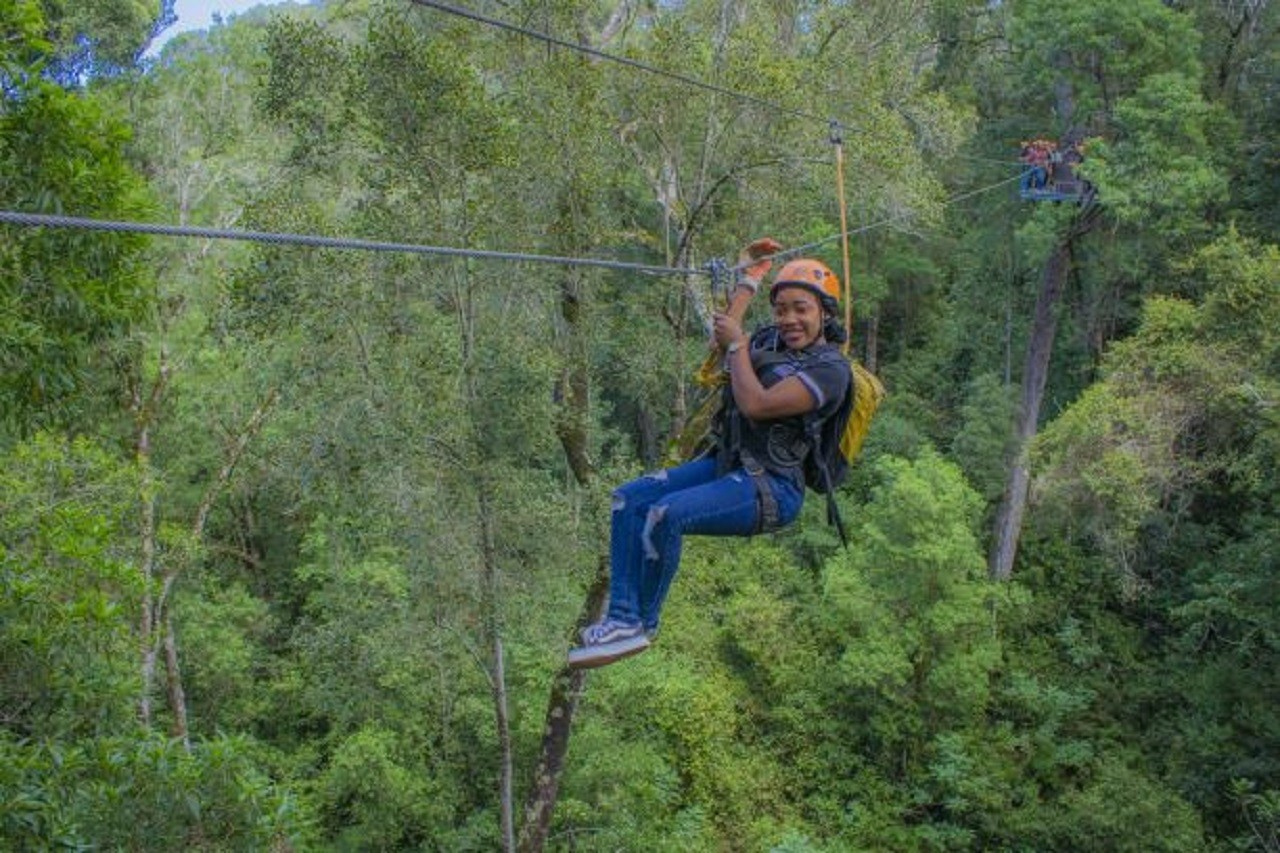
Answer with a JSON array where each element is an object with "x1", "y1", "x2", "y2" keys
[
  {"x1": 404, "y1": 2, "x2": 1031, "y2": 274},
  {"x1": 406, "y1": 0, "x2": 840, "y2": 129},
  {"x1": 0, "y1": 210, "x2": 699, "y2": 277},
  {"x1": 1, "y1": 171, "x2": 1026, "y2": 277},
  {"x1": 401, "y1": 4, "x2": 1031, "y2": 273},
  {"x1": 741, "y1": 171, "x2": 1029, "y2": 270},
  {"x1": 952, "y1": 154, "x2": 1026, "y2": 167}
]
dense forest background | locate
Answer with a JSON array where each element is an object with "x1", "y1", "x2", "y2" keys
[{"x1": 3, "y1": 0, "x2": 1278, "y2": 849}]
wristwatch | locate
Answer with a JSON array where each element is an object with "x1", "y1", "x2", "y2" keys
[{"x1": 726, "y1": 339, "x2": 745, "y2": 355}]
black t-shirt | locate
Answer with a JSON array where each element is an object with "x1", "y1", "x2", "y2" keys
[
  {"x1": 753, "y1": 341, "x2": 850, "y2": 419},
  {"x1": 718, "y1": 328, "x2": 852, "y2": 488}
]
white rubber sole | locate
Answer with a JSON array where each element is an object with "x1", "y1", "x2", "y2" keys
[{"x1": 566, "y1": 634, "x2": 651, "y2": 669}]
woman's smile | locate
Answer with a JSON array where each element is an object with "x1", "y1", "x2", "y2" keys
[{"x1": 772, "y1": 287, "x2": 824, "y2": 349}]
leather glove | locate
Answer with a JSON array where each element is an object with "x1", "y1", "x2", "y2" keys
[{"x1": 735, "y1": 237, "x2": 782, "y2": 293}]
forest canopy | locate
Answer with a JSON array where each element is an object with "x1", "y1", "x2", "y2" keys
[{"x1": 2, "y1": 0, "x2": 1278, "y2": 850}]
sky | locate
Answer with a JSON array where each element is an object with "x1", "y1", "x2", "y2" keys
[{"x1": 148, "y1": 0, "x2": 292, "y2": 55}]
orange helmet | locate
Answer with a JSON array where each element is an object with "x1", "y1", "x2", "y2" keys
[{"x1": 769, "y1": 258, "x2": 840, "y2": 305}]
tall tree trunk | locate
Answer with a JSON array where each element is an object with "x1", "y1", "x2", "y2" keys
[
  {"x1": 479, "y1": 481, "x2": 516, "y2": 852},
  {"x1": 637, "y1": 405, "x2": 659, "y2": 469},
  {"x1": 988, "y1": 201, "x2": 1098, "y2": 579},
  {"x1": 554, "y1": 270, "x2": 593, "y2": 485},
  {"x1": 517, "y1": 561, "x2": 609, "y2": 853},
  {"x1": 989, "y1": 239, "x2": 1070, "y2": 580},
  {"x1": 491, "y1": 630, "x2": 512, "y2": 850},
  {"x1": 132, "y1": 355, "x2": 169, "y2": 727},
  {"x1": 519, "y1": 264, "x2": 605, "y2": 853},
  {"x1": 162, "y1": 610, "x2": 190, "y2": 748},
  {"x1": 493, "y1": 634, "x2": 515, "y2": 852},
  {"x1": 137, "y1": 432, "x2": 157, "y2": 728},
  {"x1": 453, "y1": 243, "x2": 518, "y2": 852},
  {"x1": 989, "y1": 63, "x2": 1094, "y2": 580}
]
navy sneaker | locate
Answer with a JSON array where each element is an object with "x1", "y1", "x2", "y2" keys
[{"x1": 567, "y1": 618, "x2": 651, "y2": 669}]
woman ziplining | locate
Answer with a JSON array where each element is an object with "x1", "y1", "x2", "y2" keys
[{"x1": 568, "y1": 237, "x2": 856, "y2": 669}]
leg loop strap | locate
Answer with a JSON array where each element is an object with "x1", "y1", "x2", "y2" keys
[{"x1": 741, "y1": 453, "x2": 781, "y2": 533}]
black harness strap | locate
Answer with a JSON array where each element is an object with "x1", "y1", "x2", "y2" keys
[
  {"x1": 715, "y1": 326, "x2": 852, "y2": 539},
  {"x1": 805, "y1": 417, "x2": 849, "y2": 549},
  {"x1": 740, "y1": 450, "x2": 781, "y2": 533}
]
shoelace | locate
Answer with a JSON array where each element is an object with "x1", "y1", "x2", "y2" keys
[{"x1": 584, "y1": 619, "x2": 632, "y2": 644}]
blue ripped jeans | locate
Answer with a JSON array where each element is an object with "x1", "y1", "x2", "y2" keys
[{"x1": 606, "y1": 456, "x2": 804, "y2": 633}]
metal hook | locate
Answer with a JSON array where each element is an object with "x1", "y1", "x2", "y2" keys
[{"x1": 705, "y1": 257, "x2": 730, "y2": 306}]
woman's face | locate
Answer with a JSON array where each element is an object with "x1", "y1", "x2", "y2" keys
[{"x1": 772, "y1": 286, "x2": 825, "y2": 350}]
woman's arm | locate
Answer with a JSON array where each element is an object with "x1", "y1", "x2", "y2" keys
[
  {"x1": 724, "y1": 343, "x2": 817, "y2": 420},
  {"x1": 712, "y1": 313, "x2": 818, "y2": 421},
  {"x1": 710, "y1": 237, "x2": 816, "y2": 421},
  {"x1": 711, "y1": 238, "x2": 781, "y2": 349}
]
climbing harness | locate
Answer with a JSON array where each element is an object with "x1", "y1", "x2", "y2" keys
[
  {"x1": 741, "y1": 451, "x2": 782, "y2": 533},
  {"x1": 666, "y1": 123, "x2": 888, "y2": 547}
]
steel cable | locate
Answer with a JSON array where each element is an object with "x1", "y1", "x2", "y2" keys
[
  {"x1": 406, "y1": 0, "x2": 841, "y2": 130},
  {"x1": 0, "y1": 210, "x2": 699, "y2": 277}
]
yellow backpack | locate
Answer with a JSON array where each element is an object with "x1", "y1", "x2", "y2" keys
[{"x1": 675, "y1": 339, "x2": 884, "y2": 485}]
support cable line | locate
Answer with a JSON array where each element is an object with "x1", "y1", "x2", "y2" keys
[
  {"x1": 739, "y1": 171, "x2": 1028, "y2": 271},
  {"x1": 952, "y1": 154, "x2": 1027, "y2": 167},
  {"x1": 407, "y1": 0, "x2": 839, "y2": 129},
  {"x1": 0, "y1": 210, "x2": 699, "y2": 277},
  {"x1": 0, "y1": 175, "x2": 1023, "y2": 278}
]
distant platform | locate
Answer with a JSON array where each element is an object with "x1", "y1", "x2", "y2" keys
[{"x1": 1019, "y1": 169, "x2": 1094, "y2": 203}]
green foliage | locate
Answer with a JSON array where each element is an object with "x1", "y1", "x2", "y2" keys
[
  {"x1": 0, "y1": 0, "x2": 49, "y2": 79},
  {"x1": 1023, "y1": 230, "x2": 1280, "y2": 842},
  {"x1": 257, "y1": 19, "x2": 352, "y2": 164},
  {"x1": 1034, "y1": 231, "x2": 1279, "y2": 576},
  {"x1": 175, "y1": 577, "x2": 275, "y2": 732},
  {"x1": 1230, "y1": 779, "x2": 1280, "y2": 852},
  {"x1": 0, "y1": 433, "x2": 142, "y2": 739},
  {"x1": 1084, "y1": 71, "x2": 1231, "y2": 231},
  {"x1": 0, "y1": 434, "x2": 306, "y2": 849},
  {"x1": 950, "y1": 372, "x2": 1018, "y2": 502},
  {"x1": 0, "y1": 731, "x2": 303, "y2": 850},
  {"x1": 821, "y1": 453, "x2": 999, "y2": 751},
  {"x1": 1032, "y1": 757, "x2": 1204, "y2": 851},
  {"x1": 1192, "y1": 228, "x2": 1280, "y2": 361},
  {"x1": 1009, "y1": 0, "x2": 1201, "y2": 120},
  {"x1": 0, "y1": 80, "x2": 153, "y2": 434},
  {"x1": 1222, "y1": 2, "x2": 1280, "y2": 237},
  {"x1": 129, "y1": 8, "x2": 277, "y2": 229},
  {"x1": 558, "y1": 721, "x2": 710, "y2": 851},
  {"x1": 356, "y1": 15, "x2": 517, "y2": 174},
  {"x1": 39, "y1": 0, "x2": 167, "y2": 78},
  {"x1": 1, "y1": 0, "x2": 1273, "y2": 848},
  {"x1": 288, "y1": 523, "x2": 426, "y2": 733},
  {"x1": 317, "y1": 724, "x2": 453, "y2": 849}
]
